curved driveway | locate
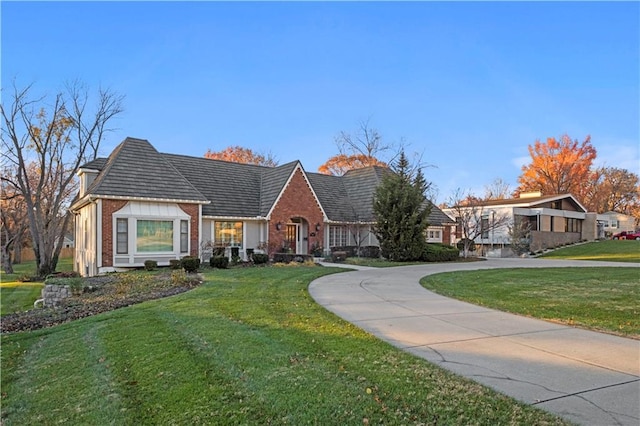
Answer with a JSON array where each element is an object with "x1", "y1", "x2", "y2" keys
[{"x1": 309, "y1": 258, "x2": 640, "y2": 426}]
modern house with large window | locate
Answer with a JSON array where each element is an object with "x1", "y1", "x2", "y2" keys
[
  {"x1": 71, "y1": 137, "x2": 455, "y2": 276},
  {"x1": 443, "y1": 192, "x2": 603, "y2": 255}
]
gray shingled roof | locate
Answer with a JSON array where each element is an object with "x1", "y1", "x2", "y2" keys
[
  {"x1": 259, "y1": 162, "x2": 299, "y2": 217},
  {"x1": 79, "y1": 157, "x2": 107, "y2": 170},
  {"x1": 80, "y1": 137, "x2": 454, "y2": 225},
  {"x1": 84, "y1": 138, "x2": 208, "y2": 202},
  {"x1": 306, "y1": 172, "x2": 353, "y2": 222},
  {"x1": 163, "y1": 153, "x2": 263, "y2": 217}
]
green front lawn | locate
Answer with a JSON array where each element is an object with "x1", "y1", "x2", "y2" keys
[
  {"x1": 540, "y1": 239, "x2": 640, "y2": 262},
  {"x1": 421, "y1": 267, "x2": 640, "y2": 338},
  {"x1": 1, "y1": 267, "x2": 566, "y2": 425},
  {"x1": 1, "y1": 259, "x2": 73, "y2": 316}
]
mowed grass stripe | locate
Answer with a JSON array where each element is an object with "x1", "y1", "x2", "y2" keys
[
  {"x1": 1, "y1": 324, "x2": 124, "y2": 425},
  {"x1": 2, "y1": 267, "x2": 567, "y2": 425},
  {"x1": 0, "y1": 285, "x2": 43, "y2": 315}
]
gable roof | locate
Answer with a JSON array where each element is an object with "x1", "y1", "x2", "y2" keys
[
  {"x1": 479, "y1": 193, "x2": 587, "y2": 212},
  {"x1": 76, "y1": 137, "x2": 454, "y2": 225},
  {"x1": 82, "y1": 138, "x2": 208, "y2": 203}
]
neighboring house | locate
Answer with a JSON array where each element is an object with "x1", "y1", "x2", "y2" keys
[
  {"x1": 71, "y1": 137, "x2": 455, "y2": 276},
  {"x1": 443, "y1": 192, "x2": 601, "y2": 255},
  {"x1": 597, "y1": 211, "x2": 637, "y2": 238}
]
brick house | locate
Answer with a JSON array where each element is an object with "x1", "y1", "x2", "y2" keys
[{"x1": 71, "y1": 137, "x2": 455, "y2": 276}]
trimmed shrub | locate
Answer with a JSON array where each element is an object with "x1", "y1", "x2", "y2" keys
[
  {"x1": 210, "y1": 256, "x2": 229, "y2": 269},
  {"x1": 331, "y1": 251, "x2": 347, "y2": 262},
  {"x1": 169, "y1": 259, "x2": 182, "y2": 270},
  {"x1": 252, "y1": 253, "x2": 269, "y2": 265},
  {"x1": 181, "y1": 256, "x2": 201, "y2": 273},
  {"x1": 359, "y1": 246, "x2": 380, "y2": 258},
  {"x1": 273, "y1": 253, "x2": 313, "y2": 263},
  {"x1": 456, "y1": 238, "x2": 476, "y2": 253},
  {"x1": 423, "y1": 243, "x2": 460, "y2": 262},
  {"x1": 144, "y1": 260, "x2": 158, "y2": 271}
]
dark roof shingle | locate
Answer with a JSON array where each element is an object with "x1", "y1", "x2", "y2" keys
[{"x1": 80, "y1": 138, "x2": 454, "y2": 224}]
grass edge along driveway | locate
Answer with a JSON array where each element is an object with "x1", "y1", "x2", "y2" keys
[
  {"x1": 421, "y1": 267, "x2": 640, "y2": 338},
  {"x1": 1, "y1": 266, "x2": 568, "y2": 425}
]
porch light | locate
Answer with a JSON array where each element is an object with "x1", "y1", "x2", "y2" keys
[
  {"x1": 276, "y1": 222, "x2": 282, "y2": 231},
  {"x1": 315, "y1": 223, "x2": 321, "y2": 232}
]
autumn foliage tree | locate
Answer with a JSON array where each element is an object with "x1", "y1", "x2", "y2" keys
[
  {"x1": 516, "y1": 134, "x2": 596, "y2": 202},
  {"x1": 583, "y1": 167, "x2": 640, "y2": 216},
  {"x1": 204, "y1": 146, "x2": 278, "y2": 167},
  {"x1": 319, "y1": 120, "x2": 393, "y2": 175}
]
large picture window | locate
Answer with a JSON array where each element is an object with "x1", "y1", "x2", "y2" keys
[
  {"x1": 137, "y1": 220, "x2": 173, "y2": 252},
  {"x1": 215, "y1": 221, "x2": 243, "y2": 247}
]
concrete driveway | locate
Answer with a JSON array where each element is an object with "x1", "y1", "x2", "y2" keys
[{"x1": 309, "y1": 258, "x2": 640, "y2": 426}]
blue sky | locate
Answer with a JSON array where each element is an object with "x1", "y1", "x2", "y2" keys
[{"x1": 3, "y1": 1, "x2": 638, "y2": 203}]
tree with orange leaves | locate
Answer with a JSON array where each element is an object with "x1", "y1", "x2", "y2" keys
[
  {"x1": 204, "y1": 146, "x2": 278, "y2": 167},
  {"x1": 318, "y1": 119, "x2": 395, "y2": 176},
  {"x1": 516, "y1": 134, "x2": 597, "y2": 202},
  {"x1": 318, "y1": 153, "x2": 387, "y2": 175}
]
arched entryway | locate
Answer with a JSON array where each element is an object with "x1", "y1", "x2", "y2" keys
[{"x1": 285, "y1": 217, "x2": 309, "y2": 254}]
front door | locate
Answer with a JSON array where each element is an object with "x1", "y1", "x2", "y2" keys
[{"x1": 286, "y1": 224, "x2": 298, "y2": 253}]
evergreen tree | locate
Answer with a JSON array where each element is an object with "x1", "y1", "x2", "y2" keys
[{"x1": 373, "y1": 151, "x2": 431, "y2": 261}]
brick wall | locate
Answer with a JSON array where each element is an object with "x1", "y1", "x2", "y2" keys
[
  {"x1": 269, "y1": 168, "x2": 324, "y2": 255},
  {"x1": 101, "y1": 200, "x2": 128, "y2": 267},
  {"x1": 178, "y1": 203, "x2": 200, "y2": 257}
]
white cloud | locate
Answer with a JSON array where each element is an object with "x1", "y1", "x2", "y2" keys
[{"x1": 593, "y1": 142, "x2": 640, "y2": 175}]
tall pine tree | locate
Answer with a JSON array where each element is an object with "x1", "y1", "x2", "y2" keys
[{"x1": 373, "y1": 152, "x2": 431, "y2": 261}]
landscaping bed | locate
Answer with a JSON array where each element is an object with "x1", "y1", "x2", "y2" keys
[{"x1": 1, "y1": 270, "x2": 202, "y2": 334}]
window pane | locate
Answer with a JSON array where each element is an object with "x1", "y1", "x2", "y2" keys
[
  {"x1": 180, "y1": 220, "x2": 188, "y2": 253},
  {"x1": 214, "y1": 221, "x2": 243, "y2": 247},
  {"x1": 116, "y1": 218, "x2": 128, "y2": 254},
  {"x1": 137, "y1": 220, "x2": 173, "y2": 252}
]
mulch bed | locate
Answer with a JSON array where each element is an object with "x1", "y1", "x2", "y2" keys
[{"x1": 1, "y1": 271, "x2": 202, "y2": 334}]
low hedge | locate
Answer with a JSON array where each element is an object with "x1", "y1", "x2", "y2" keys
[
  {"x1": 422, "y1": 243, "x2": 460, "y2": 262},
  {"x1": 273, "y1": 253, "x2": 313, "y2": 263},
  {"x1": 144, "y1": 260, "x2": 158, "y2": 271},
  {"x1": 181, "y1": 256, "x2": 201, "y2": 273},
  {"x1": 252, "y1": 253, "x2": 269, "y2": 265},
  {"x1": 210, "y1": 256, "x2": 229, "y2": 269}
]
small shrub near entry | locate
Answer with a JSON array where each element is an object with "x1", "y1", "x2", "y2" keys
[
  {"x1": 181, "y1": 256, "x2": 201, "y2": 273},
  {"x1": 144, "y1": 260, "x2": 158, "y2": 271},
  {"x1": 331, "y1": 251, "x2": 347, "y2": 262},
  {"x1": 423, "y1": 243, "x2": 460, "y2": 262},
  {"x1": 169, "y1": 259, "x2": 182, "y2": 270},
  {"x1": 210, "y1": 256, "x2": 229, "y2": 269},
  {"x1": 252, "y1": 253, "x2": 269, "y2": 265}
]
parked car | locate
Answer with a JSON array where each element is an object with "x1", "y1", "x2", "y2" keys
[{"x1": 612, "y1": 231, "x2": 640, "y2": 240}]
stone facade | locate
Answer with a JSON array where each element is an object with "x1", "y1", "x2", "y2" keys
[{"x1": 41, "y1": 284, "x2": 72, "y2": 308}]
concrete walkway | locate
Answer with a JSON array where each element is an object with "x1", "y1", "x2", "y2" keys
[{"x1": 309, "y1": 258, "x2": 640, "y2": 426}]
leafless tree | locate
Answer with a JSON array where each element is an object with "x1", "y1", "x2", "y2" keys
[
  {"x1": 484, "y1": 177, "x2": 512, "y2": 200},
  {"x1": 446, "y1": 189, "x2": 510, "y2": 258},
  {"x1": 1, "y1": 81, "x2": 124, "y2": 277},
  {"x1": 0, "y1": 174, "x2": 30, "y2": 273}
]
